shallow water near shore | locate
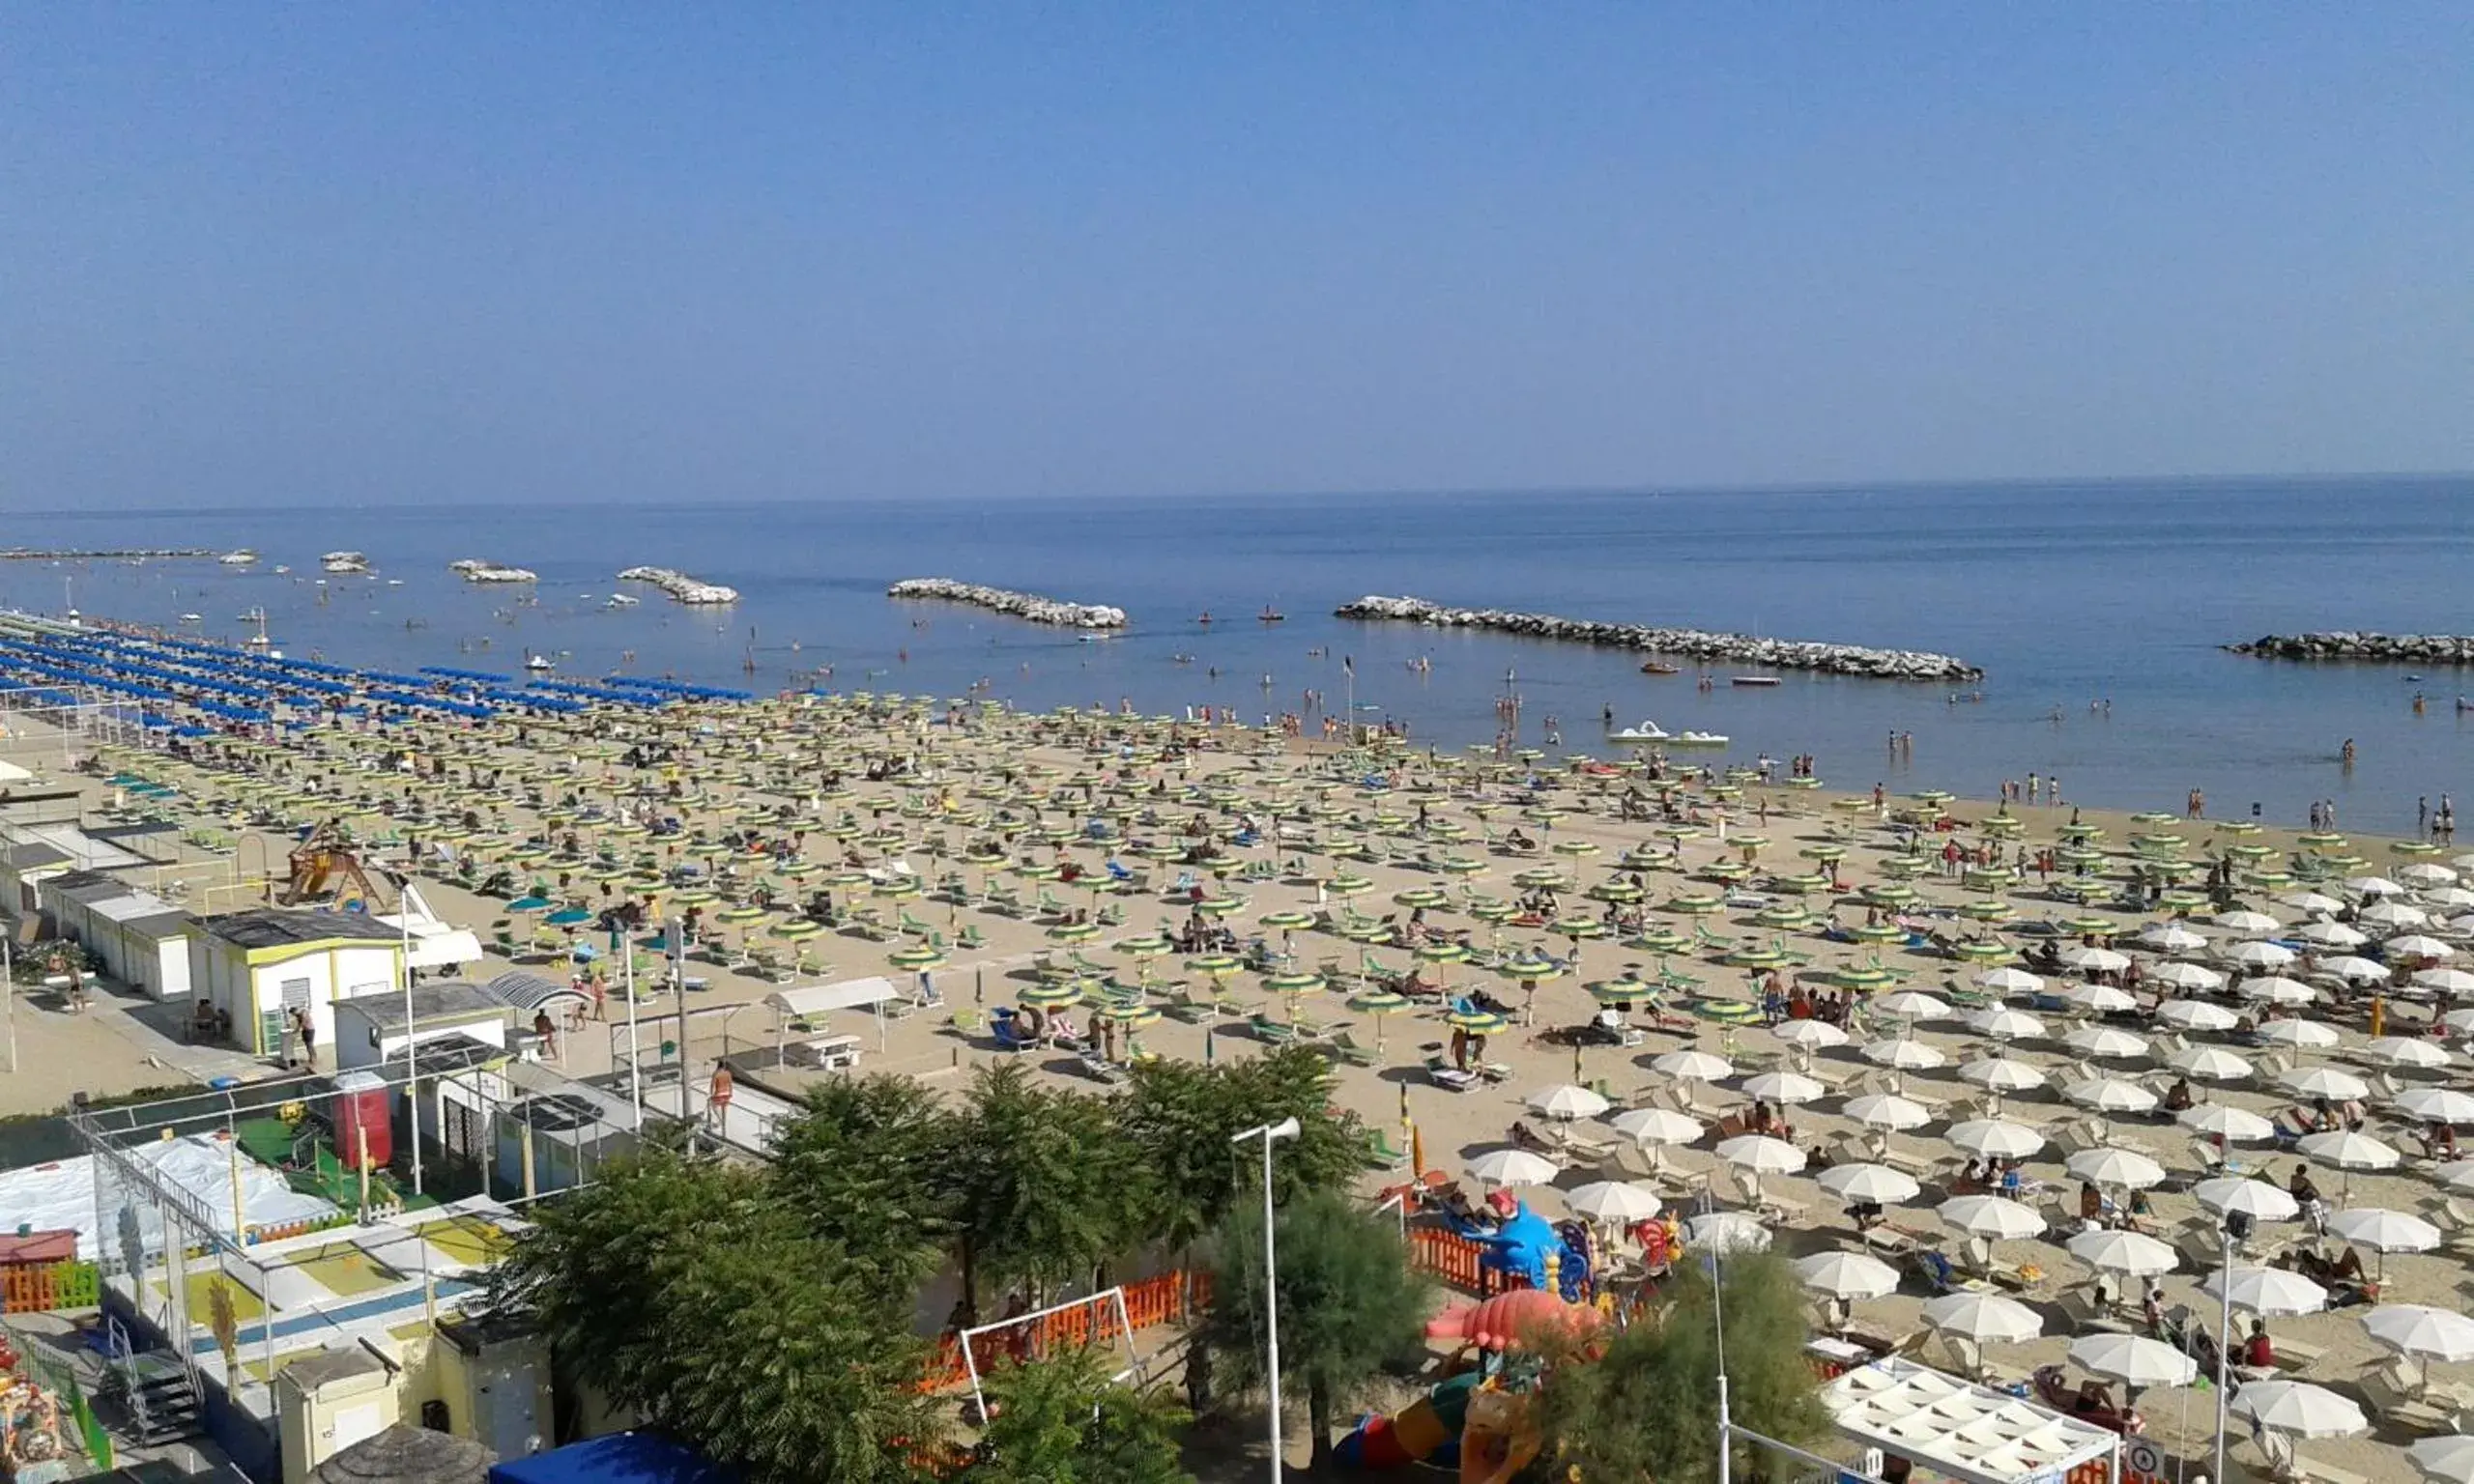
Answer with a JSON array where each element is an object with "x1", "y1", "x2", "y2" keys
[{"x1": 8, "y1": 473, "x2": 2471, "y2": 833}]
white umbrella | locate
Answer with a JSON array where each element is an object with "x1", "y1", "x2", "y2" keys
[
  {"x1": 2396, "y1": 1085, "x2": 2474, "y2": 1122},
  {"x1": 1920, "y1": 1291, "x2": 2042, "y2": 1343},
  {"x1": 2063, "y1": 1077, "x2": 2159, "y2": 1116},
  {"x1": 1772, "y1": 1018, "x2": 1849, "y2": 1050},
  {"x1": 2065, "y1": 1226, "x2": 2178, "y2": 1276},
  {"x1": 2395, "y1": 935, "x2": 2459, "y2": 961},
  {"x1": 2402, "y1": 864, "x2": 2463, "y2": 886},
  {"x1": 1974, "y1": 966, "x2": 2044, "y2": 995},
  {"x1": 1947, "y1": 1119, "x2": 2045, "y2": 1159},
  {"x1": 1793, "y1": 1250, "x2": 1901, "y2": 1300},
  {"x1": 2426, "y1": 969, "x2": 2474, "y2": 996},
  {"x1": 2195, "y1": 1178, "x2": 2301, "y2": 1222},
  {"x1": 2361, "y1": 899, "x2": 2429, "y2": 928},
  {"x1": 2068, "y1": 1332, "x2": 2198, "y2": 1388},
  {"x1": 2411, "y1": 1435, "x2": 2474, "y2": 1484},
  {"x1": 1526, "y1": 1083, "x2": 1612, "y2": 1120},
  {"x1": 1842, "y1": 1093, "x2": 1932, "y2": 1131},
  {"x1": 2282, "y1": 1065, "x2": 2370, "y2": 1100},
  {"x1": 2147, "y1": 960, "x2": 2225, "y2": 991},
  {"x1": 2067, "y1": 1147, "x2": 2168, "y2": 1189},
  {"x1": 1467, "y1": 1149, "x2": 1560, "y2": 1186},
  {"x1": 2425, "y1": 886, "x2": 2474, "y2": 909},
  {"x1": 2140, "y1": 922, "x2": 2209, "y2": 953},
  {"x1": 1875, "y1": 990, "x2": 1953, "y2": 1021},
  {"x1": 1860, "y1": 1038, "x2": 1946, "y2": 1070},
  {"x1": 1939, "y1": 1193, "x2": 2046, "y2": 1240},
  {"x1": 2229, "y1": 941, "x2": 2298, "y2": 970},
  {"x1": 1967, "y1": 1007, "x2": 2047, "y2": 1042},
  {"x1": 1740, "y1": 1070, "x2": 1827, "y2": 1105},
  {"x1": 1958, "y1": 1055, "x2": 2048, "y2": 1093},
  {"x1": 2279, "y1": 891, "x2": 2342, "y2": 916},
  {"x1": 1652, "y1": 1048, "x2": 1734, "y2": 1082},
  {"x1": 2229, "y1": 1381, "x2": 2366, "y2": 1439},
  {"x1": 1563, "y1": 1181, "x2": 1663, "y2": 1223},
  {"x1": 1817, "y1": 1163, "x2": 1921, "y2": 1205},
  {"x1": 2299, "y1": 1129, "x2": 2402, "y2": 1204},
  {"x1": 2294, "y1": 920, "x2": 2369, "y2": 949},
  {"x1": 2320, "y1": 955, "x2": 2390, "y2": 984},
  {"x1": 1686, "y1": 1210, "x2": 1771, "y2": 1253},
  {"x1": 2371, "y1": 1039, "x2": 2458, "y2": 1072},
  {"x1": 2241, "y1": 974, "x2": 2318, "y2": 1004},
  {"x1": 2345, "y1": 875, "x2": 2406, "y2": 899},
  {"x1": 2330, "y1": 1208, "x2": 2440, "y2": 1257},
  {"x1": 2180, "y1": 1103, "x2": 2277, "y2": 1142},
  {"x1": 2367, "y1": 1304, "x2": 2474, "y2": 1364},
  {"x1": 2439, "y1": 1159, "x2": 2474, "y2": 1192},
  {"x1": 2166, "y1": 1044, "x2": 2253, "y2": 1082},
  {"x1": 2214, "y1": 909, "x2": 2282, "y2": 934},
  {"x1": 2059, "y1": 945, "x2": 2128, "y2": 973},
  {"x1": 2156, "y1": 998, "x2": 2240, "y2": 1032},
  {"x1": 1609, "y1": 1107, "x2": 1704, "y2": 1146},
  {"x1": 2258, "y1": 1017, "x2": 2341, "y2": 1049},
  {"x1": 1715, "y1": 1134, "x2": 1805, "y2": 1175},
  {"x1": 2204, "y1": 1266, "x2": 2329, "y2": 1316},
  {"x1": 2060, "y1": 981, "x2": 2138, "y2": 1014},
  {"x1": 2064, "y1": 1025, "x2": 2151, "y2": 1061}
]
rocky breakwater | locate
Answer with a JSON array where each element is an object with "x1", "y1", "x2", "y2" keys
[
  {"x1": 2229, "y1": 632, "x2": 2474, "y2": 665},
  {"x1": 1334, "y1": 595, "x2": 1981, "y2": 680},
  {"x1": 449, "y1": 558, "x2": 538, "y2": 584},
  {"x1": 887, "y1": 579, "x2": 1127, "y2": 629},
  {"x1": 618, "y1": 566, "x2": 739, "y2": 605}
]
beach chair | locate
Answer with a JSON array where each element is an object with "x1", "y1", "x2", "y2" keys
[
  {"x1": 748, "y1": 947, "x2": 789, "y2": 982},
  {"x1": 898, "y1": 908, "x2": 935, "y2": 939},
  {"x1": 844, "y1": 904, "x2": 891, "y2": 940},
  {"x1": 793, "y1": 949, "x2": 827, "y2": 978},
  {"x1": 1362, "y1": 1127, "x2": 1409, "y2": 1170},
  {"x1": 948, "y1": 1008, "x2": 987, "y2": 1040},
  {"x1": 955, "y1": 924, "x2": 986, "y2": 951},
  {"x1": 1424, "y1": 1055, "x2": 1479, "y2": 1093},
  {"x1": 1249, "y1": 1013, "x2": 1297, "y2": 1044},
  {"x1": 1323, "y1": 1029, "x2": 1377, "y2": 1068}
]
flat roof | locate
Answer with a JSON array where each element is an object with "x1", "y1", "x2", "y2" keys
[
  {"x1": 1819, "y1": 1357, "x2": 2118, "y2": 1484},
  {"x1": 0, "y1": 821, "x2": 148, "y2": 872},
  {"x1": 337, "y1": 983, "x2": 509, "y2": 1029},
  {"x1": 43, "y1": 869, "x2": 131, "y2": 905},
  {"x1": 198, "y1": 907, "x2": 405, "y2": 951}
]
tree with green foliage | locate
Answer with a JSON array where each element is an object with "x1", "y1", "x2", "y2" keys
[
  {"x1": 1536, "y1": 1248, "x2": 1826, "y2": 1482},
  {"x1": 1114, "y1": 1046, "x2": 1374, "y2": 1255},
  {"x1": 966, "y1": 1345, "x2": 1195, "y2": 1484},
  {"x1": 1201, "y1": 1188, "x2": 1433, "y2": 1470},
  {"x1": 489, "y1": 1145, "x2": 940, "y2": 1484},
  {"x1": 770, "y1": 1072, "x2": 964, "y2": 1290},
  {"x1": 948, "y1": 1062, "x2": 1153, "y2": 1308}
]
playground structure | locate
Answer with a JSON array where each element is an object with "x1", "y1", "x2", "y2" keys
[
  {"x1": 1337, "y1": 1288, "x2": 1585, "y2": 1480},
  {"x1": 274, "y1": 817, "x2": 396, "y2": 912}
]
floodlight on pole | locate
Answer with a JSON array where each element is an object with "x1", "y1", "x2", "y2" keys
[{"x1": 1232, "y1": 1116, "x2": 1302, "y2": 1484}]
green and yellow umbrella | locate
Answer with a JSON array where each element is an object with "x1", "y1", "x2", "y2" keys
[
  {"x1": 1956, "y1": 899, "x2": 2015, "y2": 923},
  {"x1": 1047, "y1": 921, "x2": 1101, "y2": 945},
  {"x1": 1751, "y1": 904, "x2": 1818, "y2": 930},
  {"x1": 1393, "y1": 887, "x2": 1450, "y2": 910},
  {"x1": 1949, "y1": 940, "x2": 2015, "y2": 964},
  {"x1": 1666, "y1": 893, "x2": 1724, "y2": 915},
  {"x1": 1843, "y1": 921, "x2": 1907, "y2": 944},
  {"x1": 771, "y1": 919, "x2": 824, "y2": 941},
  {"x1": 1586, "y1": 973, "x2": 1654, "y2": 1003},
  {"x1": 1466, "y1": 899, "x2": 1516, "y2": 925},
  {"x1": 1325, "y1": 873, "x2": 1375, "y2": 898},
  {"x1": 1433, "y1": 855, "x2": 1486, "y2": 876},
  {"x1": 1512, "y1": 867, "x2": 1568, "y2": 890},
  {"x1": 1347, "y1": 988, "x2": 1411, "y2": 1051},
  {"x1": 1500, "y1": 948, "x2": 1562, "y2": 981},
  {"x1": 1019, "y1": 981, "x2": 1084, "y2": 1011},
  {"x1": 1627, "y1": 926, "x2": 1692, "y2": 954},
  {"x1": 888, "y1": 944, "x2": 947, "y2": 971},
  {"x1": 1447, "y1": 1009, "x2": 1509, "y2": 1037},
  {"x1": 1586, "y1": 879, "x2": 1644, "y2": 904},
  {"x1": 1258, "y1": 909, "x2": 1315, "y2": 930},
  {"x1": 1551, "y1": 839, "x2": 1600, "y2": 859},
  {"x1": 1832, "y1": 962, "x2": 1900, "y2": 991},
  {"x1": 1186, "y1": 953, "x2": 1245, "y2": 979}
]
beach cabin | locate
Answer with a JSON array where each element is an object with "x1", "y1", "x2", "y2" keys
[
  {"x1": 0, "y1": 820, "x2": 151, "y2": 916},
  {"x1": 334, "y1": 984, "x2": 517, "y2": 1075},
  {"x1": 188, "y1": 907, "x2": 408, "y2": 1059},
  {"x1": 37, "y1": 871, "x2": 194, "y2": 1000}
]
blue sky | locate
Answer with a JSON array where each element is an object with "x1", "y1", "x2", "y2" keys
[{"x1": 5, "y1": 6, "x2": 2468, "y2": 509}]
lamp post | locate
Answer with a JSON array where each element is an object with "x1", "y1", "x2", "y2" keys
[
  {"x1": 2213, "y1": 1209, "x2": 2253, "y2": 1484},
  {"x1": 1231, "y1": 1115, "x2": 1302, "y2": 1484}
]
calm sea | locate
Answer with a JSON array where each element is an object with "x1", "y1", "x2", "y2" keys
[{"x1": 5, "y1": 476, "x2": 2469, "y2": 834}]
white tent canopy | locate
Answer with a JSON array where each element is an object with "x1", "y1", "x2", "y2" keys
[{"x1": 1819, "y1": 1357, "x2": 2120, "y2": 1484}]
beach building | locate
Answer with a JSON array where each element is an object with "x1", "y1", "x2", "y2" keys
[
  {"x1": 0, "y1": 818, "x2": 152, "y2": 914},
  {"x1": 189, "y1": 907, "x2": 409, "y2": 1058},
  {"x1": 35, "y1": 867, "x2": 195, "y2": 1000}
]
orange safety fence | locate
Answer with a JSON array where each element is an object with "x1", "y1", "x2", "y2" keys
[
  {"x1": 0, "y1": 1261, "x2": 99, "y2": 1315},
  {"x1": 920, "y1": 1270, "x2": 1211, "y2": 1393}
]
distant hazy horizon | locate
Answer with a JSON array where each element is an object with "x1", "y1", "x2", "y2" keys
[{"x1": 6, "y1": 8, "x2": 2469, "y2": 512}]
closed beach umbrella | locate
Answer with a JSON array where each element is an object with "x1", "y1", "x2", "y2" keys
[
  {"x1": 1563, "y1": 1181, "x2": 1662, "y2": 1223},
  {"x1": 2205, "y1": 1267, "x2": 2329, "y2": 1316},
  {"x1": 1794, "y1": 1250, "x2": 1901, "y2": 1301},
  {"x1": 1467, "y1": 1149, "x2": 1560, "y2": 1187},
  {"x1": 1940, "y1": 1194, "x2": 2045, "y2": 1241},
  {"x1": 2067, "y1": 1147, "x2": 2168, "y2": 1189},
  {"x1": 1921, "y1": 1291, "x2": 2043, "y2": 1343},
  {"x1": 1817, "y1": 1163, "x2": 1922, "y2": 1205},
  {"x1": 2066, "y1": 1227, "x2": 2178, "y2": 1277},
  {"x1": 2068, "y1": 1332, "x2": 2197, "y2": 1389},
  {"x1": 2229, "y1": 1381, "x2": 2366, "y2": 1440},
  {"x1": 2195, "y1": 1178, "x2": 2302, "y2": 1223},
  {"x1": 1948, "y1": 1120, "x2": 2046, "y2": 1159}
]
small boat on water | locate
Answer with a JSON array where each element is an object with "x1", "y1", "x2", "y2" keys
[
  {"x1": 1639, "y1": 661, "x2": 1680, "y2": 675},
  {"x1": 1258, "y1": 607, "x2": 1284, "y2": 623},
  {"x1": 1195, "y1": 612, "x2": 1213, "y2": 625},
  {"x1": 1607, "y1": 721, "x2": 1670, "y2": 742},
  {"x1": 218, "y1": 550, "x2": 258, "y2": 566},
  {"x1": 605, "y1": 593, "x2": 639, "y2": 609},
  {"x1": 1668, "y1": 730, "x2": 1730, "y2": 748},
  {"x1": 178, "y1": 613, "x2": 202, "y2": 624},
  {"x1": 1730, "y1": 675, "x2": 1781, "y2": 688},
  {"x1": 525, "y1": 653, "x2": 556, "y2": 672}
]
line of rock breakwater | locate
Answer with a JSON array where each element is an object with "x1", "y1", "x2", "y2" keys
[
  {"x1": 1333, "y1": 596, "x2": 1981, "y2": 680},
  {"x1": 618, "y1": 566, "x2": 739, "y2": 604},
  {"x1": 2229, "y1": 633, "x2": 2474, "y2": 665},
  {"x1": 449, "y1": 558, "x2": 538, "y2": 584},
  {"x1": 1, "y1": 548, "x2": 215, "y2": 560},
  {"x1": 887, "y1": 579, "x2": 1128, "y2": 629}
]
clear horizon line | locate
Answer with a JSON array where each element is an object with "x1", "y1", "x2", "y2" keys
[{"x1": 0, "y1": 466, "x2": 2465, "y2": 520}]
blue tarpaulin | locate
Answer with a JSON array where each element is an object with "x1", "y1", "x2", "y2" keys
[{"x1": 488, "y1": 1434, "x2": 736, "y2": 1484}]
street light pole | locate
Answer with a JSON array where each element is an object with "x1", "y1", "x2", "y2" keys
[{"x1": 1231, "y1": 1116, "x2": 1302, "y2": 1484}]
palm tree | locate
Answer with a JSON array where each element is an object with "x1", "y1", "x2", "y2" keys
[{"x1": 1201, "y1": 1189, "x2": 1432, "y2": 1470}]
